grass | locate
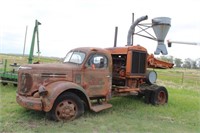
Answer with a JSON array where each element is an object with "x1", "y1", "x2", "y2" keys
[
  {"x1": 0, "y1": 69, "x2": 200, "y2": 133},
  {"x1": 0, "y1": 54, "x2": 60, "y2": 71},
  {"x1": 0, "y1": 54, "x2": 60, "y2": 63},
  {"x1": 156, "y1": 68, "x2": 200, "y2": 91}
]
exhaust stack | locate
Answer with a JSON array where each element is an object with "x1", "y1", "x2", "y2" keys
[
  {"x1": 152, "y1": 17, "x2": 171, "y2": 55},
  {"x1": 127, "y1": 15, "x2": 148, "y2": 46}
]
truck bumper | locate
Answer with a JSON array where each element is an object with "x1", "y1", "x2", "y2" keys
[{"x1": 16, "y1": 93, "x2": 43, "y2": 111}]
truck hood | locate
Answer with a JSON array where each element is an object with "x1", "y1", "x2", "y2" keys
[
  {"x1": 18, "y1": 63, "x2": 81, "y2": 96},
  {"x1": 20, "y1": 63, "x2": 81, "y2": 72},
  {"x1": 19, "y1": 63, "x2": 81, "y2": 83}
]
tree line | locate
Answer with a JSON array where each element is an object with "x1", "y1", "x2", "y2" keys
[{"x1": 158, "y1": 56, "x2": 200, "y2": 69}]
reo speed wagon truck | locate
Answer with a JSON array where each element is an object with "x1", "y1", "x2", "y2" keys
[{"x1": 16, "y1": 15, "x2": 173, "y2": 121}]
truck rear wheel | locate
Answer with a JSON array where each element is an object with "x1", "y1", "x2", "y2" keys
[
  {"x1": 48, "y1": 92, "x2": 84, "y2": 121},
  {"x1": 151, "y1": 86, "x2": 168, "y2": 105}
]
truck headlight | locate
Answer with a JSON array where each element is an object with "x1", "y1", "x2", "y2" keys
[
  {"x1": 38, "y1": 85, "x2": 48, "y2": 96},
  {"x1": 146, "y1": 70, "x2": 157, "y2": 84}
]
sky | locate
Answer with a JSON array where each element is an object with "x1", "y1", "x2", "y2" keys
[{"x1": 0, "y1": 0, "x2": 200, "y2": 60}]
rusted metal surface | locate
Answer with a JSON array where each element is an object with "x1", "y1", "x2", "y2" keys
[
  {"x1": 147, "y1": 54, "x2": 174, "y2": 69},
  {"x1": 90, "y1": 103, "x2": 112, "y2": 112},
  {"x1": 43, "y1": 81, "x2": 90, "y2": 112},
  {"x1": 157, "y1": 91, "x2": 166, "y2": 104},
  {"x1": 16, "y1": 93, "x2": 42, "y2": 111},
  {"x1": 115, "y1": 87, "x2": 140, "y2": 93},
  {"x1": 17, "y1": 47, "x2": 113, "y2": 113},
  {"x1": 55, "y1": 99, "x2": 77, "y2": 120}
]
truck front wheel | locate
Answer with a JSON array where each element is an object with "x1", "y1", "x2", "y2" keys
[
  {"x1": 48, "y1": 92, "x2": 84, "y2": 121},
  {"x1": 151, "y1": 86, "x2": 168, "y2": 105}
]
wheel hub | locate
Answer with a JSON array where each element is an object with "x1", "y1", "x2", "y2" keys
[
  {"x1": 56, "y1": 100, "x2": 77, "y2": 121},
  {"x1": 157, "y1": 91, "x2": 166, "y2": 104}
]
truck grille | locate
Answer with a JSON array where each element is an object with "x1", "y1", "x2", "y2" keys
[
  {"x1": 20, "y1": 73, "x2": 33, "y2": 93},
  {"x1": 131, "y1": 51, "x2": 146, "y2": 74}
]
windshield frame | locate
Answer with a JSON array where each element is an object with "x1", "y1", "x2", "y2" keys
[{"x1": 63, "y1": 51, "x2": 86, "y2": 65}]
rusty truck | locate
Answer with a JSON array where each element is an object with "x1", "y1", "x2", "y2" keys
[{"x1": 16, "y1": 15, "x2": 173, "y2": 121}]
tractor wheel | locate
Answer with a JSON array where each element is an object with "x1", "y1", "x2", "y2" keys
[
  {"x1": 2, "y1": 82, "x2": 8, "y2": 86},
  {"x1": 151, "y1": 86, "x2": 168, "y2": 105},
  {"x1": 1, "y1": 78, "x2": 8, "y2": 86},
  {"x1": 137, "y1": 92, "x2": 144, "y2": 98},
  {"x1": 144, "y1": 90, "x2": 153, "y2": 104},
  {"x1": 48, "y1": 92, "x2": 84, "y2": 121}
]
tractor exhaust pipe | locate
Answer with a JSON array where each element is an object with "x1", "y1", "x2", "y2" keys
[
  {"x1": 127, "y1": 15, "x2": 148, "y2": 46},
  {"x1": 113, "y1": 27, "x2": 118, "y2": 47}
]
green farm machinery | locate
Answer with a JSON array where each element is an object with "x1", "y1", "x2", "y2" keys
[{"x1": 0, "y1": 20, "x2": 41, "y2": 86}]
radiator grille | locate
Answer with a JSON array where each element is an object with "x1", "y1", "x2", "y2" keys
[
  {"x1": 20, "y1": 73, "x2": 33, "y2": 93},
  {"x1": 131, "y1": 51, "x2": 146, "y2": 74}
]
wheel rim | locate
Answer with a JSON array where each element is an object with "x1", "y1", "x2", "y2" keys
[
  {"x1": 157, "y1": 91, "x2": 166, "y2": 104},
  {"x1": 55, "y1": 100, "x2": 77, "y2": 121}
]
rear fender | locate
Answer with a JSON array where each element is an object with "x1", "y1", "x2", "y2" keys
[{"x1": 42, "y1": 81, "x2": 91, "y2": 112}]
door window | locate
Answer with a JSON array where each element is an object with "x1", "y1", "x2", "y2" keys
[{"x1": 87, "y1": 54, "x2": 108, "y2": 69}]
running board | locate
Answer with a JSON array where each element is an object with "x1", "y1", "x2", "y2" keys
[{"x1": 90, "y1": 103, "x2": 112, "y2": 112}]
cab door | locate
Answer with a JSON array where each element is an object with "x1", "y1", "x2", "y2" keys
[{"x1": 83, "y1": 53, "x2": 111, "y2": 98}]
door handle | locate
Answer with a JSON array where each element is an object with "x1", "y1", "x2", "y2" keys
[{"x1": 106, "y1": 75, "x2": 110, "y2": 78}]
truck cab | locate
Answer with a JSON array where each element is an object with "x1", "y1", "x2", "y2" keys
[{"x1": 17, "y1": 47, "x2": 113, "y2": 121}]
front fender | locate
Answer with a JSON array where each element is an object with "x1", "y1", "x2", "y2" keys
[{"x1": 42, "y1": 81, "x2": 90, "y2": 112}]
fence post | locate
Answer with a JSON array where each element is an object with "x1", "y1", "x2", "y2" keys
[
  {"x1": 3, "y1": 59, "x2": 7, "y2": 73},
  {"x1": 181, "y1": 72, "x2": 184, "y2": 84}
]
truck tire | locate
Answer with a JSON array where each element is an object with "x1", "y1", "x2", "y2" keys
[
  {"x1": 151, "y1": 86, "x2": 168, "y2": 105},
  {"x1": 48, "y1": 92, "x2": 84, "y2": 121},
  {"x1": 144, "y1": 90, "x2": 153, "y2": 104}
]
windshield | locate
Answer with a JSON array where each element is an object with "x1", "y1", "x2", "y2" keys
[{"x1": 63, "y1": 51, "x2": 86, "y2": 64}]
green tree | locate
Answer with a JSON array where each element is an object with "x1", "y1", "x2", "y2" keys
[
  {"x1": 174, "y1": 58, "x2": 183, "y2": 68},
  {"x1": 183, "y1": 58, "x2": 192, "y2": 69},
  {"x1": 191, "y1": 60, "x2": 198, "y2": 69},
  {"x1": 159, "y1": 55, "x2": 173, "y2": 63}
]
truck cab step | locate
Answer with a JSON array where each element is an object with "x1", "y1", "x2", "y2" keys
[{"x1": 90, "y1": 103, "x2": 112, "y2": 112}]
